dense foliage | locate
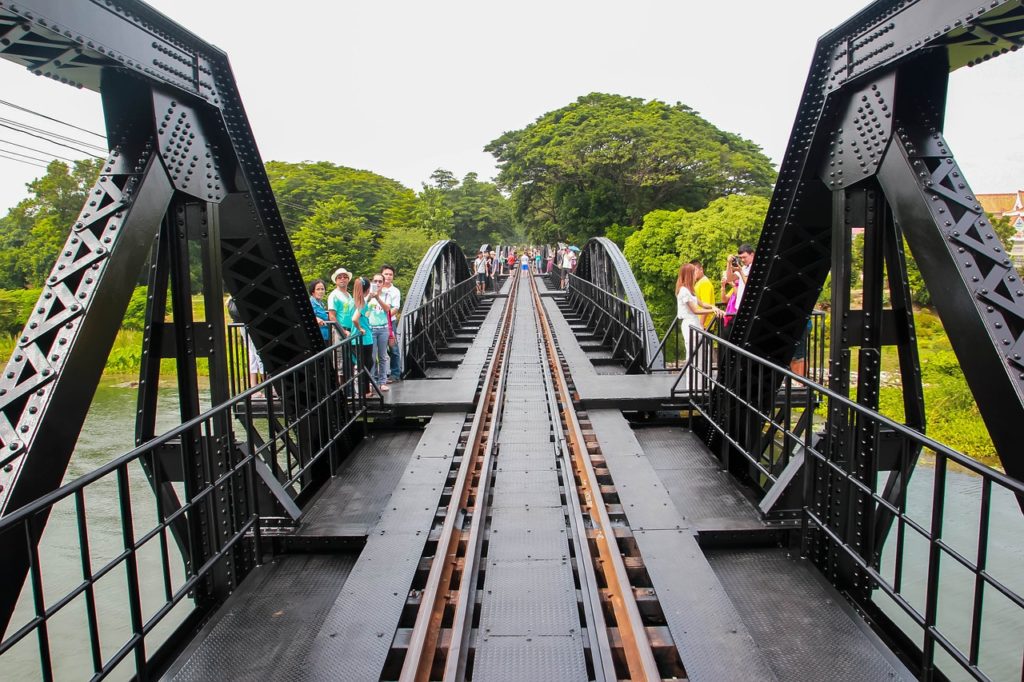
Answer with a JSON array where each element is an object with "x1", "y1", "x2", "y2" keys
[
  {"x1": 270, "y1": 162, "x2": 515, "y2": 286},
  {"x1": 623, "y1": 195, "x2": 770, "y2": 333},
  {"x1": 486, "y1": 93, "x2": 776, "y2": 244},
  {"x1": 0, "y1": 159, "x2": 103, "y2": 289}
]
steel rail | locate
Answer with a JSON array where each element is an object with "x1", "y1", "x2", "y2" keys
[
  {"x1": 530, "y1": 279, "x2": 617, "y2": 681},
  {"x1": 399, "y1": 272, "x2": 520, "y2": 682},
  {"x1": 529, "y1": 272, "x2": 663, "y2": 680},
  {"x1": 442, "y1": 276, "x2": 518, "y2": 681}
]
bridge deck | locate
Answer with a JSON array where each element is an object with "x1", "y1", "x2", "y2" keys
[{"x1": 164, "y1": 279, "x2": 911, "y2": 681}]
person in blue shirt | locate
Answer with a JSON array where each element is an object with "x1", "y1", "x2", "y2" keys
[{"x1": 308, "y1": 279, "x2": 330, "y2": 342}]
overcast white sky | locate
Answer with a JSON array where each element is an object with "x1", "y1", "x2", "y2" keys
[{"x1": 0, "y1": 0, "x2": 1021, "y2": 214}]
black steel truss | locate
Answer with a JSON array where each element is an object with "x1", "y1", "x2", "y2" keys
[
  {"x1": 727, "y1": 0, "x2": 1024, "y2": 485},
  {"x1": 0, "y1": 0, "x2": 334, "y2": 628}
]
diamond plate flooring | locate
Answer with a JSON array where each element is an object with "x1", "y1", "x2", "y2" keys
[{"x1": 707, "y1": 547, "x2": 912, "y2": 681}]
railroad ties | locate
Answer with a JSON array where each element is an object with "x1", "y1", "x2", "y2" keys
[{"x1": 164, "y1": 269, "x2": 911, "y2": 682}]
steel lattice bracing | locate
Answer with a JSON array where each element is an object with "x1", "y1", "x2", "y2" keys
[
  {"x1": 728, "y1": 0, "x2": 1024, "y2": 484},
  {"x1": 0, "y1": 0, "x2": 332, "y2": 627},
  {"x1": 0, "y1": 1, "x2": 323, "y2": 514},
  {"x1": 573, "y1": 237, "x2": 662, "y2": 371}
]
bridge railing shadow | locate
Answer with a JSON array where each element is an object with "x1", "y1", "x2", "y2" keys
[
  {"x1": 680, "y1": 324, "x2": 1024, "y2": 681},
  {"x1": 0, "y1": 338, "x2": 367, "y2": 680}
]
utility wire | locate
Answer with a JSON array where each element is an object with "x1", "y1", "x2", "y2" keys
[
  {"x1": 0, "y1": 122, "x2": 104, "y2": 159},
  {"x1": 0, "y1": 147, "x2": 51, "y2": 164},
  {"x1": 0, "y1": 116, "x2": 107, "y2": 152},
  {"x1": 0, "y1": 99, "x2": 105, "y2": 139},
  {"x1": 0, "y1": 137, "x2": 80, "y2": 163},
  {"x1": 0, "y1": 151, "x2": 47, "y2": 168}
]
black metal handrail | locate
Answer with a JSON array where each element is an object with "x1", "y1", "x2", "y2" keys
[
  {"x1": 0, "y1": 338, "x2": 366, "y2": 680},
  {"x1": 682, "y1": 325, "x2": 1024, "y2": 681},
  {"x1": 399, "y1": 275, "x2": 478, "y2": 378},
  {"x1": 563, "y1": 273, "x2": 650, "y2": 373},
  {"x1": 652, "y1": 309, "x2": 826, "y2": 381}
]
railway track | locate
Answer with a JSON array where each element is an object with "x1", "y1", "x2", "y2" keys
[{"x1": 387, "y1": 270, "x2": 684, "y2": 681}]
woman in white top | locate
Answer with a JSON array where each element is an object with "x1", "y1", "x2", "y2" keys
[{"x1": 676, "y1": 262, "x2": 723, "y2": 364}]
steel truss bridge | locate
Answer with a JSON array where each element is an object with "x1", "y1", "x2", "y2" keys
[{"x1": 0, "y1": 1, "x2": 1022, "y2": 680}]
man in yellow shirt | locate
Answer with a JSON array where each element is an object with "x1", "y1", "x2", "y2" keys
[{"x1": 690, "y1": 260, "x2": 717, "y2": 329}]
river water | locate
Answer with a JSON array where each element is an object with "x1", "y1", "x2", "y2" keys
[{"x1": 4, "y1": 381, "x2": 1023, "y2": 680}]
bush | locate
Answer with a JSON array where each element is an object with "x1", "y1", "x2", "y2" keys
[
  {"x1": 122, "y1": 287, "x2": 149, "y2": 331},
  {"x1": 0, "y1": 288, "x2": 42, "y2": 335}
]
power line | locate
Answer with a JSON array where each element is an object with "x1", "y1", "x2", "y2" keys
[
  {"x1": 0, "y1": 122, "x2": 104, "y2": 159},
  {"x1": 0, "y1": 147, "x2": 51, "y2": 164},
  {"x1": 0, "y1": 137, "x2": 80, "y2": 163},
  {"x1": 0, "y1": 151, "x2": 47, "y2": 169},
  {"x1": 0, "y1": 99, "x2": 105, "y2": 139},
  {"x1": 0, "y1": 116, "x2": 107, "y2": 153}
]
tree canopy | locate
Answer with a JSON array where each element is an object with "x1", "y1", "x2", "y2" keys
[
  {"x1": 0, "y1": 159, "x2": 103, "y2": 289},
  {"x1": 424, "y1": 170, "x2": 517, "y2": 251},
  {"x1": 486, "y1": 93, "x2": 776, "y2": 245},
  {"x1": 623, "y1": 194, "x2": 769, "y2": 332},
  {"x1": 265, "y1": 161, "x2": 413, "y2": 234}
]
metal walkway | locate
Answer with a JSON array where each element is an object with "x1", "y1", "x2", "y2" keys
[{"x1": 163, "y1": 275, "x2": 911, "y2": 681}]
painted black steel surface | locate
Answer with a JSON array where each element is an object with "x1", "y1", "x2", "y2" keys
[
  {"x1": 725, "y1": 0, "x2": 1024, "y2": 483},
  {"x1": 0, "y1": 0, "x2": 324, "y2": 521}
]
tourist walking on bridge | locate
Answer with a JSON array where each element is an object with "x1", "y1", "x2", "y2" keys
[{"x1": 474, "y1": 251, "x2": 488, "y2": 295}]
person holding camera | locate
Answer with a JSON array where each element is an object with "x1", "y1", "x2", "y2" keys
[
  {"x1": 352, "y1": 276, "x2": 380, "y2": 398},
  {"x1": 721, "y1": 244, "x2": 754, "y2": 326},
  {"x1": 364, "y1": 274, "x2": 392, "y2": 392}
]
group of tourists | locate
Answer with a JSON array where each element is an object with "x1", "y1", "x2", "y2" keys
[
  {"x1": 675, "y1": 243, "x2": 808, "y2": 374},
  {"x1": 473, "y1": 246, "x2": 555, "y2": 294},
  {"x1": 308, "y1": 265, "x2": 402, "y2": 398},
  {"x1": 674, "y1": 245, "x2": 755, "y2": 363}
]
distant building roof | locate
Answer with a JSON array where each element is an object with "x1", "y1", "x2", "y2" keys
[{"x1": 978, "y1": 191, "x2": 1023, "y2": 215}]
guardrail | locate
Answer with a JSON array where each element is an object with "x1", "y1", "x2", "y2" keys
[
  {"x1": 562, "y1": 273, "x2": 650, "y2": 373},
  {"x1": 681, "y1": 324, "x2": 1024, "y2": 681},
  {"x1": 654, "y1": 309, "x2": 826, "y2": 382},
  {"x1": 0, "y1": 337, "x2": 367, "y2": 680},
  {"x1": 399, "y1": 276, "x2": 478, "y2": 378}
]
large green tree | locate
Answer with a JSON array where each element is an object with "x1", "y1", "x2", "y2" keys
[
  {"x1": 265, "y1": 161, "x2": 413, "y2": 234},
  {"x1": 624, "y1": 194, "x2": 769, "y2": 333},
  {"x1": 291, "y1": 197, "x2": 378, "y2": 282},
  {"x1": 486, "y1": 93, "x2": 776, "y2": 244}
]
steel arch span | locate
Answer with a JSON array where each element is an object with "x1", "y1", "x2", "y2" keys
[
  {"x1": 399, "y1": 240, "x2": 476, "y2": 378},
  {"x1": 571, "y1": 237, "x2": 662, "y2": 372}
]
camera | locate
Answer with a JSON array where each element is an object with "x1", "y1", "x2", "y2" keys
[
  {"x1": 730, "y1": 256, "x2": 741, "y2": 267},
  {"x1": 370, "y1": 283, "x2": 379, "y2": 295}
]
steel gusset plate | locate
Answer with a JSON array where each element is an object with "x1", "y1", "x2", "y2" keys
[{"x1": 575, "y1": 237, "x2": 661, "y2": 370}]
